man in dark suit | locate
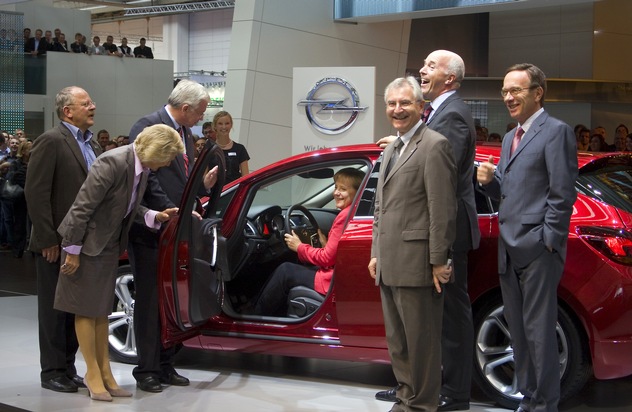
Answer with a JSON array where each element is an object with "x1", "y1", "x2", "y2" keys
[
  {"x1": 128, "y1": 79, "x2": 217, "y2": 393},
  {"x1": 369, "y1": 77, "x2": 457, "y2": 412},
  {"x1": 376, "y1": 50, "x2": 480, "y2": 411},
  {"x1": 25, "y1": 86, "x2": 102, "y2": 393},
  {"x1": 24, "y1": 28, "x2": 49, "y2": 56},
  {"x1": 477, "y1": 63, "x2": 578, "y2": 412},
  {"x1": 133, "y1": 37, "x2": 153, "y2": 59}
]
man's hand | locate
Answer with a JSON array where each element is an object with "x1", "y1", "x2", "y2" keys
[
  {"x1": 42, "y1": 245, "x2": 60, "y2": 263},
  {"x1": 60, "y1": 253, "x2": 80, "y2": 276},
  {"x1": 284, "y1": 230, "x2": 302, "y2": 252},
  {"x1": 477, "y1": 155, "x2": 495, "y2": 185},
  {"x1": 203, "y1": 165, "x2": 219, "y2": 190},
  {"x1": 368, "y1": 257, "x2": 377, "y2": 279},
  {"x1": 376, "y1": 135, "x2": 397, "y2": 149},
  {"x1": 156, "y1": 207, "x2": 179, "y2": 223},
  {"x1": 432, "y1": 263, "x2": 453, "y2": 293}
]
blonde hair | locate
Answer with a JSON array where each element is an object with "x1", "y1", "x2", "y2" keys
[{"x1": 134, "y1": 124, "x2": 184, "y2": 164}]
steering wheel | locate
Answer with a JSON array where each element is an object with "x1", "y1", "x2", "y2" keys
[{"x1": 285, "y1": 204, "x2": 321, "y2": 248}]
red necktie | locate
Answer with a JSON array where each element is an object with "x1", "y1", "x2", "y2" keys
[
  {"x1": 510, "y1": 127, "x2": 525, "y2": 156},
  {"x1": 421, "y1": 105, "x2": 433, "y2": 123},
  {"x1": 178, "y1": 127, "x2": 189, "y2": 177}
]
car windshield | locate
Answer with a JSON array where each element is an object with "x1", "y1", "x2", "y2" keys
[{"x1": 576, "y1": 160, "x2": 632, "y2": 214}]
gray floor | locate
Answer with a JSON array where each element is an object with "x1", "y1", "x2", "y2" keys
[{"x1": 1, "y1": 251, "x2": 631, "y2": 411}]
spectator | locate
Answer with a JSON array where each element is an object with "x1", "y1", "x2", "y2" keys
[
  {"x1": 102, "y1": 35, "x2": 120, "y2": 56},
  {"x1": 626, "y1": 134, "x2": 632, "y2": 152},
  {"x1": 23, "y1": 27, "x2": 31, "y2": 44},
  {"x1": 104, "y1": 141, "x2": 118, "y2": 151},
  {"x1": 475, "y1": 125, "x2": 487, "y2": 142},
  {"x1": 25, "y1": 29, "x2": 48, "y2": 56},
  {"x1": 589, "y1": 133, "x2": 607, "y2": 152},
  {"x1": 202, "y1": 121, "x2": 216, "y2": 141},
  {"x1": 488, "y1": 132, "x2": 502, "y2": 143},
  {"x1": 88, "y1": 36, "x2": 105, "y2": 55},
  {"x1": 133, "y1": 37, "x2": 153, "y2": 59},
  {"x1": 194, "y1": 137, "x2": 206, "y2": 162},
  {"x1": 614, "y1": 124, "x2": 628, "y2": 151},
  {"x1": 574, "y1": 123, "x2": 588, "y2": 142},
  {"x1": 577, "y1": 127, "x2": 591, "y2": 151},
  {"x1": 96, "y1": 130, "x2": 110, "y2": 151},
  {"x1": 70, "y1": 33, "x2": 87, "y2": 54},
  {"x1": 118, "y1": 37, "x2": 133, "y2": 57},
  {"x1": 7, "y1": 140, "x2": 32, "y2": 258},
  {"x1": 52, "y1": 33, "x2": 69, "y2": 52}
]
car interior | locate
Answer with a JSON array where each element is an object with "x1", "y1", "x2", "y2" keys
[{"x1": 190, "y1": 159, "x2": 372, "y2": 323}]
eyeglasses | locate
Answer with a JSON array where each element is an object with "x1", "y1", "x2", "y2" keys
[
  {"x1": 68, "y1": 101, "x2": 96, "y2": 108},
  {"x1": 500, "y1": 86, "x2": 538, "y2": 97}
]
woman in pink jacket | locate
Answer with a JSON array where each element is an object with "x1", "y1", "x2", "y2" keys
[{"x1": 253, "y1": 168, "x2": 365, "y2": 316}]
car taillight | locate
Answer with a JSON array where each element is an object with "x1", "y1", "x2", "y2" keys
[{"x1": 576, "y1": 226, "x2": 632, "y2": 265}]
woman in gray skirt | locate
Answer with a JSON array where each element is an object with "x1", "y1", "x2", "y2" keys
[{"x1": 54, "y1": 124, "x2": 189, "y2": 401}]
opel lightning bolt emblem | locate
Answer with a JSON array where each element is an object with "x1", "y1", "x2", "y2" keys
[{"x1": 298, "y1": 77, "x2": 368, "y2": 135}]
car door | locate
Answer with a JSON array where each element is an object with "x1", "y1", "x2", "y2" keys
[{"x1": 158, "y1": 141, "x2": 228, "y2": 346}]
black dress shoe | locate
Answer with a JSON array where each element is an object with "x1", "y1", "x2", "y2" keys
[
  {"x1": 159, "y1": 372, "x2": 190, "y2": 386},
  {"x1": 136, "y1": 376, "x2": 163, "y2": 393},
  {"x1": 375, "y1": 386, "x2": 398, "y2": 402},
  {"x1": 515, "y1": 407, "x2": 529, "y2": 412},
  {"x1": 438, "y1": 394, "x2": 470, "y2": 411},
  {"x1": 41, "y1": 376, "x2": 78, "y2": 393},
  {"x1": 68, "y1": 374, "x2": 86, "y2": 388}
]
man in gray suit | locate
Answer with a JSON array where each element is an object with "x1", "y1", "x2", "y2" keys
[
  {"x1": 376, "y1": 49, "x2": 480, "y2": 411},
  {"x1": 477, "y1": 63, "x2": 578, "y2": 412},
  {"x1": 25, "y1": 86, "x2": 102, "y2": 392},
  {"x1": 369, "y1": 77, "x2": 457, "y2": 412}
]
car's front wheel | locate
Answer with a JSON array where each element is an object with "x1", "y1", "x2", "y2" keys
[
  {"x1": 108, "y1": 264, "x2": 138, "y2": 364},
  {"x1": 472, "y1": 295, "x2": 592, "y2": 409}
]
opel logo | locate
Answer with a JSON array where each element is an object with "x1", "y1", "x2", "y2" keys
[{"x1": 298, "y1": 77, "x2": 368, "y2": 135}]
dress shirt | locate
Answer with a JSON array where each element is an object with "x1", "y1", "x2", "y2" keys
[
  {"x1": 426, "y1": 90, "x2": 456, "y2": 123},
  {"x1": 516, "y1": 107, "x2": 545, "y2": 135},
  {"x1": 61, "y1": 121, "x2": 96, "y2": 169},
  {"x1": 399, "y1": 118, "x2": 424, "y2": 153}
]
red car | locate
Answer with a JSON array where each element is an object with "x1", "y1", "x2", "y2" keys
[{"x1": 109, "y1": 143, "x2": 632, "y2": 409}]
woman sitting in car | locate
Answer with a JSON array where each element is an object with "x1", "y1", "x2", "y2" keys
[{"x1": 253, "y1": 167, "x2": 365, "y2": 316}]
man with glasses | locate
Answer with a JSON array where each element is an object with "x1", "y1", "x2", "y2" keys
[
  {"x1": 25, "y1": 86, "x2": 102, "y2": 393},
  {"x1": 477, "y1": 64, "x2": 577, "y2": 412}
]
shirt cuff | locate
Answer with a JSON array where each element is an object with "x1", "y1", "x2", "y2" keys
[
  {"x1": 145, "y1": 210, "x2": 161, "y2": 230},
  {"x1": 63, "y1": 245, "x2": 82, "y2": 255}
]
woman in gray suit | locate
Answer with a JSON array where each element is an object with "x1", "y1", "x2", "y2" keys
[{"x1": 54, "y1": 124, "x2": 186, "y2": 402}]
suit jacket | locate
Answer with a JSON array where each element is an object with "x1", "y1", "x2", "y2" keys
[
  {"x1": 24, "y1": 37, "x2": 50, "y2": 55},
  {"x1": 57, "y1": 145, "x2": 149, "y2": 256},
  {"x1": 128, "y1": 107, "x2": 196, "y2": 246},
  {"x1": 426, "y1": 92, "x2": 480, "y2": 251},
  {"x1": 372, "y1": 123, "x2": 457, "y2": 287},
  {"x1": 25, "y1": 123, "x2": 103, "y2": 252},
  {"x1": 481, "y1": 110, "x2": 578, "y2": 273}
]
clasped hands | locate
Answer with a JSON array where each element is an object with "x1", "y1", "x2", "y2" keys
[{"x1": 368, "y1": 257, "x2": 453, "y2": 294}]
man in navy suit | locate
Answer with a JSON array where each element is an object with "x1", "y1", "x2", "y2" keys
[
  {"x1": 128, "y1": 79, "x2": 217, "y2": 393},
  {"x1": 477, "y1": 63, "x2": 578, "y2": 412}
]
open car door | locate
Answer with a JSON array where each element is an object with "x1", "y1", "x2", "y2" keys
[{"x1": 158, "y1": 140, "x2": 228, "y2": 347}]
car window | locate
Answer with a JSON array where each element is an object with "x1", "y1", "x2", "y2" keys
[
  {"x1": 250, "y1": 162, "x2": 370, "y2": 211},
  {"x1": 576, "y1": 162, "x2": 632, "y2": 214}
]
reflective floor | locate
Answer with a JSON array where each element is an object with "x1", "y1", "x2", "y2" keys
[{"x1": 1, "y1": 251, "x2": 631, "y2": 411}]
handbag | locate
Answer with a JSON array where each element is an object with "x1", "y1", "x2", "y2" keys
[{"x1": 0, "y1": 179, "x2": 24, "y2": 201}]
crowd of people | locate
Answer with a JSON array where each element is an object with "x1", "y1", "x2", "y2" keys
[{"x1": 0, "y1": 26, "x2": 155, "y2": 58}]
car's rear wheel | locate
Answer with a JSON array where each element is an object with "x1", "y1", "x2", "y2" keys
[
  {"x1": 108, "y1": 264, "x2": 138, "y2": 364},
  {"x1": 472, "y1": 295, "x2": 592, "y2": 409}
]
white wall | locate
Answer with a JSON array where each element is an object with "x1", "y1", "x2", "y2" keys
[
  {"x1": 44, "y1": 52, "x2": 173, "y2": 138},
  {"x1": 225, "y1": 0, "x2": 411, "y2": 171}
]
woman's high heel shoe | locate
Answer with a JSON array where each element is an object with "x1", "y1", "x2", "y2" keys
[
  {"x1": 104, "y1": 384, "x2": 133, "y2": 397},
  {"x1": 85, "y1": 379, "x2": 113, "y2": 402}
]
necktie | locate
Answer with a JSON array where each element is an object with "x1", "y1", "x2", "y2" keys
[
  {"x1": 384, "y1": 137, "x2": 403, "y2": 178},
  {"x1": 421, "y1": 105, "x2": 433, "y2": 123},
  {"x1": 510, "y1": 127, "x2": 525, "y2": 156},
  {"x1": 178, "y1": 127, "x2": 189, "y2": 177}
]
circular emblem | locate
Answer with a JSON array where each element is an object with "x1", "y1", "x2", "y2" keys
[{"x1": 297, "y1": 77, "x2": 368, "y2": 135}]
